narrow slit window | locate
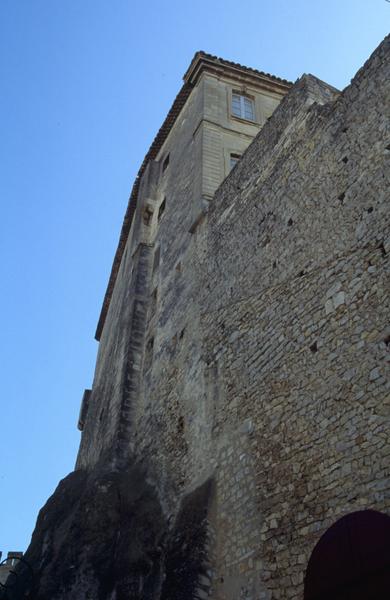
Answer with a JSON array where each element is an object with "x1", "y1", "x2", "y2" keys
[
  {"x1": 158, "y1": 197, "x2": 166, "y2": 221},
  {"x1": 162, "y1": 154, "x2": 170, "y2": 173}
]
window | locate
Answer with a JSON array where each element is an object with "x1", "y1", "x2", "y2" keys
[
  {"x1": 231, "y1": 93, "x2": 255, "y2": 121},
  {"x1": 162, "y1": 154, "x2": 170, "y2": 173},
  {"x1": 158, "y1": 197, "x2": 166, "y2": 221},
  {"x1": 230, "y1": 153, "x2": 241, "y2": 170}
]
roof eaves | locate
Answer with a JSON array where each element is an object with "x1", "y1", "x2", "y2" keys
[{"x1": 184, "y1": 50, "x2": 293, "y2": 88}]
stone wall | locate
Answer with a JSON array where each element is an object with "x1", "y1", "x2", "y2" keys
[
  {"x1": 72, "y1": 36, "x2": 390, "y2": 599},
  {"x1": 197, "y1": 36, "x2": 390, "y2": 599},
  {"x1": 76, "y1": 63, "x2": 286, "y2": 490}
]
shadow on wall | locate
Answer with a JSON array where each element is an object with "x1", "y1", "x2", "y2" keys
[
  {"x1": 161, "y1": 477, "x2": 214, "y2": 600},
  {"x1": 7, "y1": 461, "x2": 214, "y2": 600}
]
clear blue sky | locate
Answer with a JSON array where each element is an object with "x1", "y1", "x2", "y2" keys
[{"x1": 0, "y1": 0, "x2": 388, "y2": 554}]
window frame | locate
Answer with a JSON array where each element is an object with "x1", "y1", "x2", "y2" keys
[
  {"x1": 230, "y1": 91, "x2": 256, "y2": 123},
  {"x1": 224, "y1": 147, "x2": 246, "y2": 177},
  {"x1": 230, "y1": 153, "x2": 242, "y2": 170}
]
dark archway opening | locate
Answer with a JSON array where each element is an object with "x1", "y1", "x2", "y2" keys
[{"x1": 304, "y1": 509, "x2": 390, "y2": 600}]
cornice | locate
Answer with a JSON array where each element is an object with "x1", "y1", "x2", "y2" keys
[{"x1": 184, "y1": 51, "x2": 292, "y2": 95}]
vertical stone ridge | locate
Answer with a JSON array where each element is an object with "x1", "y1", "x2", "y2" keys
[{"x1": 114, "y1": 242, "x2": 154, "y2": 466}]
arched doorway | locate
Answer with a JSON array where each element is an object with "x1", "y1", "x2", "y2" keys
[{"x1": 304, "y1": 509, "x2": 390, "y2": 600}]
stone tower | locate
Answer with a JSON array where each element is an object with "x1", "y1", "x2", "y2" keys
[
  {"x1": 76, "y1": 52, "x2": 291, "y2": 480},
  {"x1": 17, "y1": 38, "x2": 390, "y2": 600}
]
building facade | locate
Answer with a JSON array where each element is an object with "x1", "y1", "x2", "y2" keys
[
  {"x1": 20, "y1": 38, "x2": 390, "y2": 600},
  {"x1": 76, "y1": 51, "x2": 291, "y2": 485}
]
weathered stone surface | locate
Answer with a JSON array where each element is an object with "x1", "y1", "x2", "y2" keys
[
  {"x1": 21, "y1": 37, "x2": 390, "y2": 599},
  {"x1": 15, "y1": 463, "x2": 166, "y2": 599},
  {"x1": 13, "y1": 465, "x2": 214, "y2": 600},
  {"x1": 161, "y1": 478, "x2": 214, "y2": 600}
]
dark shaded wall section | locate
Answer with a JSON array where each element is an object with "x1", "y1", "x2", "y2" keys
[{"x1": 12, "y1": 463, "x2": 214, "y2": 600}]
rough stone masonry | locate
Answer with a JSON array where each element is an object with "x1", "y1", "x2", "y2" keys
[{"x1": 13, "y1": 37, "x2": 389, "y2": 600}]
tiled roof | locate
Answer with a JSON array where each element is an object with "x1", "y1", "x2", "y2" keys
[
  {"x1": 95, "y1": 53, "x2": 292, "y2": 340},
  {"x1": 184, "y1": 51, "x2": 292, "y2": 86}
]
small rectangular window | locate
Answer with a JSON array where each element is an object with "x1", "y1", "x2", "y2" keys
[
  {"x1": 162, "y1": 154, "x2": 170, "y2": 173},
  {"x1": 158, "y1": 197, "x2": 166, "y2": 221},
  {"x1": 230, "y1": 153, "x2": 241, "y2": 170},
  {"x1": 231, "y1": 93, "x2": 255, "y2": 121}
]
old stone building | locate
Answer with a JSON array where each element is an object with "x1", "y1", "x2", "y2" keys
[{"x1": 16, "y1": 37, "x2": 389, "y2": 600}]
